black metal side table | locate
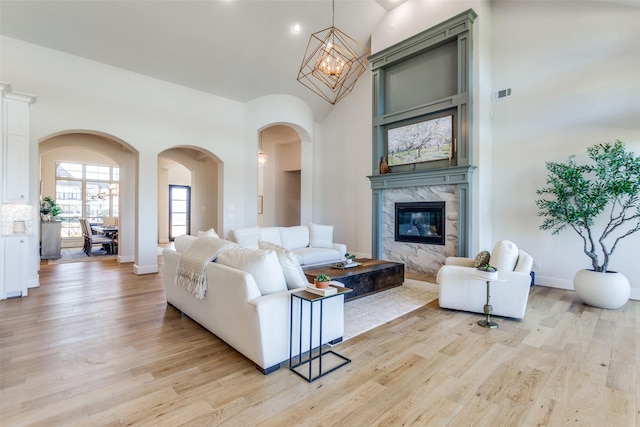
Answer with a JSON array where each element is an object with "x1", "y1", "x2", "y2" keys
[{"x1": 289, "y1": 285, "x2": 352, "y2": 382}]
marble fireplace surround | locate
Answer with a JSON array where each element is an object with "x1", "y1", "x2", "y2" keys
[{"x1": 369, "y1": 165, "x2": 475, "y2": 276}]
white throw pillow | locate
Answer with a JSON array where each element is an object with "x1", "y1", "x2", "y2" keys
[
  {"x1": 259, "y1": 241, "x2": 308, "y2": 289},
  {"x1": 488, "y1": 240, "x2": 519, "y2": 276},
  {"x1": 174, "y1": 235, "x2": 198, "y2": 253},
  {"x1": 309, "y1": 223, "x2": 333, "y2": 248},
  {"x1": 197, "y1": 228, "x2": 220, "y2": 238},
  {"x1": 280, "y1": 226, "x2": 310, "y2": 250},
  {"x1": 230, "y1": 226, "x2": 260, "y2": 249},
  {"x1": 216, "y1": 246, "x2": 287, "y2": 295}
]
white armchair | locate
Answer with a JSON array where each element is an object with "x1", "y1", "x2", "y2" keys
[{"x1": 437, "y1": 240, "x2": 533, "y2": 319}]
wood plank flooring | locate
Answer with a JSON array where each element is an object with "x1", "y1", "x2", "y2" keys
[{"x1": 0, "y1": 259, "x2": 637, "y2": 426}]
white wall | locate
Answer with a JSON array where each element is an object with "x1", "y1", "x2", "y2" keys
[
  {"x1": 489, "y1": 0, "x2": 640, "y2": 296},
  {"x1": 322, "y1": 0, "x2": 640, "y2": 298},
  {"x1": 1, "y1": 37, "x2": 315, "y2": 275}
]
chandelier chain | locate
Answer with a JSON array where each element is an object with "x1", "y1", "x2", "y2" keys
[{"x1": 332, "y1": 0, "x2": 335, "y2": 27}]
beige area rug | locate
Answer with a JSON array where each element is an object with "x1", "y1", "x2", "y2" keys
[
  {"x1": 47, "y1": 247, "x2": 116, "y2": 264},
  {"x1": 343, "y1": 279, "x2": 439, "y2": 341}
]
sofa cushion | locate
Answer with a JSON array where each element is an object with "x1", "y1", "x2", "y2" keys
[
  {"x1": 174, "y1": 234, "x2": 198, "y2": 253},
  {"x1": 231, "y1": 226, "x2": 260, "y2": 249},
  {"x1": 259, "y1": 227, "x2": 282, "y2": 247},
  {"x1": 280, "y1": 225, "x2": 310, "y2": 250},
  {"x1": 259, "y1": 241, "x2": 308, "y2": 289},
  {"x1": 309, "y1": 223, "x2": 333, "y2": 248},
  {"x1": 489, "y1": 240, "x2": 519, "y2": 276},
  {"x1": 216, "y1": 246, "x2": 287, "y2": 295},
  {"x1": 197, "y1": 228, "x2": 220, "y2": 238},
  {"x1": 472, "y1": 250, "x2": 491, "y2": 268},
  {"x1": 293, "y1": 246, "x2": 341, "y2": 266}
]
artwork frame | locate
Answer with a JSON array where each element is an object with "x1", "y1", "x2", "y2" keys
[
  {"x1": 386, "y1": 114, "x2": 454, "y2": 167},
  {"x1": 258, "y1": 195, "x2": 263, "y2": 214}
]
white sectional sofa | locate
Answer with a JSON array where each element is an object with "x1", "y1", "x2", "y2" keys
[
  {"x1": 228, "y1": 223, "x2": 346, "y2": 267},
  {"x1": 161, "y1": 234, "x2": 345, "y2": 374}
]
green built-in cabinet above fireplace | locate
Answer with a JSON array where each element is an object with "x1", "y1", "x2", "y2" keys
[
  {"x1": 369, "y1": 9, "x2": 477, "y2": 176},
  {"x1": 368, "y1": 9, "x2": 478, "y2": 259}
]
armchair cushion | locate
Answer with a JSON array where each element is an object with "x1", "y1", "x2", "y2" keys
[{"x1": 489, "y1": 240, "x2": 519, "y2": 278}]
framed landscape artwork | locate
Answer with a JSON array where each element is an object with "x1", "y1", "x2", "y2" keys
[{"x1": 387, "y1": 115, "x2": 453, "y2": 166}]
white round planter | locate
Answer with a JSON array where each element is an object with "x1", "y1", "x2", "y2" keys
[{"x1": 573, "y1": 269, "x2": 630, "y2": 309}]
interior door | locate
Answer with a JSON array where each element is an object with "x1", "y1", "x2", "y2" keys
[{"x1": 169, "y1": 185, "x2": 190, "y2": 241}]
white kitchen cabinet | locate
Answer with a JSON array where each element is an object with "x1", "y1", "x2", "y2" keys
[
  {"x1": 1, "y1": 235, "x2": 29, "y2": 299},
  {"x1": 1, "y1": 84, "x2": 36, "y2": 203}
]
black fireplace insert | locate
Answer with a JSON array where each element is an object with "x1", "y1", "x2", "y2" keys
[{"x1": 394, "y1": 201, "x2": 445, "y2": 245}]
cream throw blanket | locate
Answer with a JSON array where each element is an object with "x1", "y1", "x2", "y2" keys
[{"x1": 176, "y1": 237, "x2": 235, "y2": 299}]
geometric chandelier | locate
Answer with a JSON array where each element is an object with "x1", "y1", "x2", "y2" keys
[{"x1": 297, "y1": 0, "x2": 370, "y2": 105}]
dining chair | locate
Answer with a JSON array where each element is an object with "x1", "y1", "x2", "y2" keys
[{"x1": 81, "y1": 218, "x2": 114, "y2": 256}]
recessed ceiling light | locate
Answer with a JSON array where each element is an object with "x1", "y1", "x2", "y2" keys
[{"x1": 291, "y1": 23, "x2": 301, "y2": 34}]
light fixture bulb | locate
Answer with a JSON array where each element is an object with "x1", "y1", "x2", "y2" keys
[{"x1": 258, "y1": 150, "x2": 268, "y2": 166}]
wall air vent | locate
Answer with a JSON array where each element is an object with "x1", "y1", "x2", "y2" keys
[{"x1": 492, "y1": 88, "x2": 512, "y2": 101}]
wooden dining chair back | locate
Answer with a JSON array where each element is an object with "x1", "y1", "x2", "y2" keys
[{"x1": 81, "y1": 218, "x2": 114, "y2": 256}]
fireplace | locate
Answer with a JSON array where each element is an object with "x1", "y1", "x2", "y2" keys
[{"x1": 394, "y1": 201, "x2": 445, "y2": 245}]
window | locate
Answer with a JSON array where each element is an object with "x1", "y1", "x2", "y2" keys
[
  {"x1": 169, "y1": 185, "x2": 190, "y2": 240},
  {"x1": 55, "y1": 162, "x2": 119, "y2": 239}
]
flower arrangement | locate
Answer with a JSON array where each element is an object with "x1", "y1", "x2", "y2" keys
[
  {"x1": 40, "y1": 196, "x2": 62, "y2": 218},
  {"x1": 345, "y1": 252, "x2": 356, "y2": 260}
]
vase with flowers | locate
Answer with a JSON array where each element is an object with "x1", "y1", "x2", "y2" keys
[{"x1": 40, "y1": 196, "x2": 62, "y2": 221}]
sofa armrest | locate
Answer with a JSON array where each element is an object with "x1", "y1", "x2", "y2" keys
[
  {"x1": 248, "y1": 289, "x2": 345, "y2": 369},
  {"x1": 332, "y1": 243, "x2": 347, "y2": 258},
  {"x1": 444, "y1": 256, "x2": 475, "y2": 267}
]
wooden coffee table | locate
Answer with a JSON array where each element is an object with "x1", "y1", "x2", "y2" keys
[{"x1": 304, "y1": 258, "x2": 404, "y2": 301}]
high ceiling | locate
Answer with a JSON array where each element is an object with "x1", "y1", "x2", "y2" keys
[{"x1": 0, "y1": 0, "x2": 399, "y2": 120}]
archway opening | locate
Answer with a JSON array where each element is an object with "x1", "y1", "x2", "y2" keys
[
  {"x1": 39, "y1": 131, "x2": 137, "y2": 262},
  {"x1": 259, "y1": 125, "x2": 302, "y2": 227},
  {"x1": 158, "y1": 147, "x2": 223, "y2": 240}
]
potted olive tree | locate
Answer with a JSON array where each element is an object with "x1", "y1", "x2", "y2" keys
[{"x1": 535, "y1": 140, "x2": 640, "y2": 309}]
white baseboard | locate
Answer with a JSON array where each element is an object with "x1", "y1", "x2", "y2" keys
[
  {"x1": 133, "y1": 263, "x2": 159, "y2": 275},
  {"x1": 118, "y1": 254, "x2": 134, "y2": 263},
  {"x1": 535, "y1": 274, "x2": 639, "y2": 301}
]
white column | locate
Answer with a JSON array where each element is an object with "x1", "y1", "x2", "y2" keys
[{"x1": 134, "y1": 150, "x2": 158, "y2": 274}]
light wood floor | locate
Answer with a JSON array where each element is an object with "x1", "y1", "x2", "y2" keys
[{"x1": 1, "y1": 259, "x2": 637, "y2": 426}]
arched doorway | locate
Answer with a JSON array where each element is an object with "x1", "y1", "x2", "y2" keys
[
  {"x1": 259, "y1": 125, "x2": 302, "y2": 227},
  {"x1": 39, "y1": 131, "x2": 137, "y2": 262},
  {"x1": 158, "y1": 147, "x2": 223, "y2": 240}
]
